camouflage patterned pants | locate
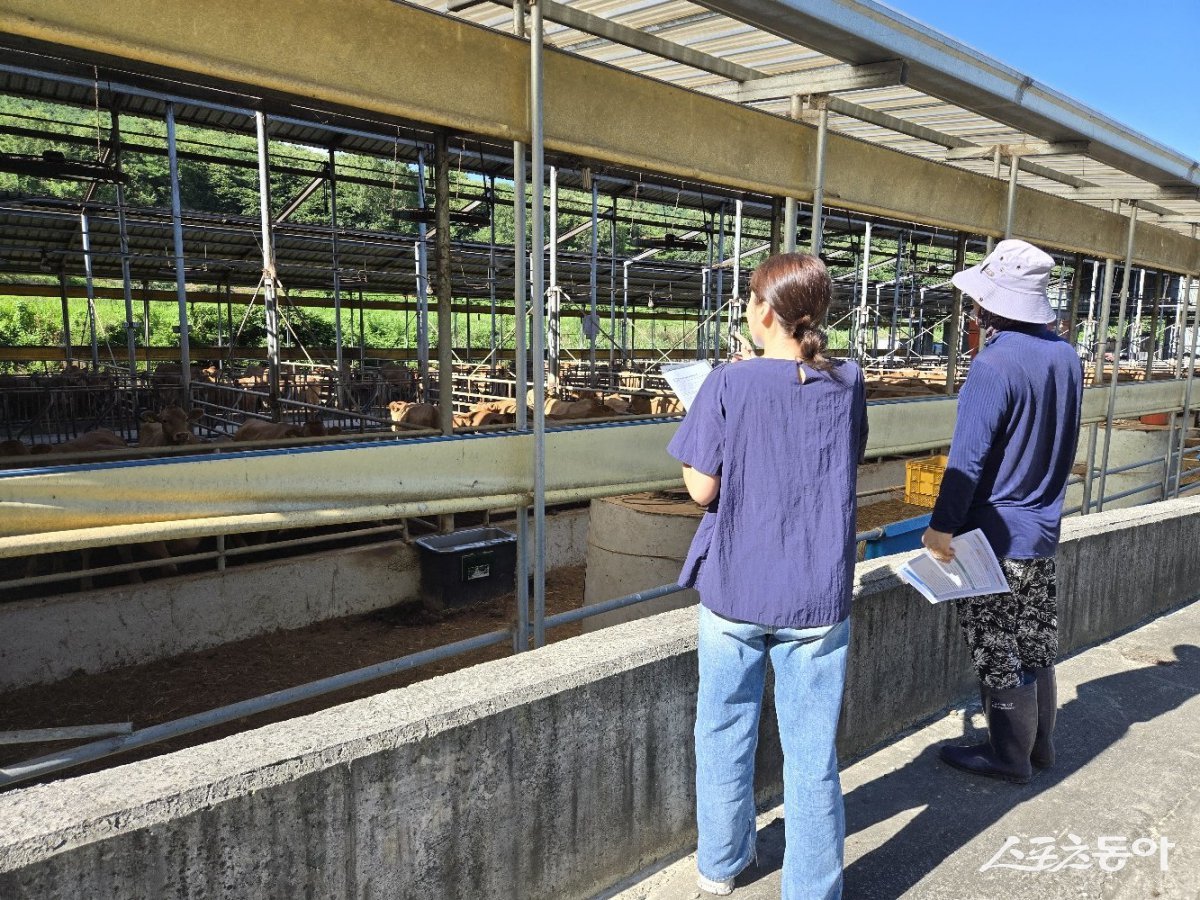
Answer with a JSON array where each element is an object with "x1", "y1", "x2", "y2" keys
[{"x1": 955, "y1": 556, "x2": 1059, "y2": 691}]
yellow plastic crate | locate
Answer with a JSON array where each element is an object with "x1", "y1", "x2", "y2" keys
[{"x1": 905, "y1": 454, "x2": 948, "y2": 508}]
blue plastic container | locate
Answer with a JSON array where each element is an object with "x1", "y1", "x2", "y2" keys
[{"x1": 862, "y1": 513, "x2": 932, "y2": 560}]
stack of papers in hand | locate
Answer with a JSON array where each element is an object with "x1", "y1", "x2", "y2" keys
[
  {"x1": 898, "y1": 529, "x2": 1010, "y2": 604},
  {"x1": 661, "y1": 360, "x2": 713, "y2": 411}
]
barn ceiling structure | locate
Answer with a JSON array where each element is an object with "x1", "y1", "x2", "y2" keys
[{"x1": 0, "y1": 0, "x2": 1196, "y2": 386}]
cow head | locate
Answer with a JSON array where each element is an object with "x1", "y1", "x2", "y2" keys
[{"x1": 143, "y1": 405, "x2": 203, "y2": 444}]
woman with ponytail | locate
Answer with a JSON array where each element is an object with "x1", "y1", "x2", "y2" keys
[{"x1": 667, "y1": 253, "x2": 868, "y2": 899}]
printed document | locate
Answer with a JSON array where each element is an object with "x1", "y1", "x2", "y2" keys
[
  {"x1": 661, "y1": 360, "x2": 713, "y2": 411},
  {"x1": 898, "y1": 529, "x2": 1009, "y2": 603}
]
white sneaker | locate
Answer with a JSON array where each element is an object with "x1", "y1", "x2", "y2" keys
[{"x1": 697, "y1": 872, "x2": 735, "y2": 896}]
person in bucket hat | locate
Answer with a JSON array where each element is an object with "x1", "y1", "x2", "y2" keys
[{"x1": 922, "y1": 238, "x2": 1084, "y2": 784}]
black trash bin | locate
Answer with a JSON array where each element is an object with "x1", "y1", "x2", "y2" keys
[{"x1": 414, "y1": 527, "x2": 518, "y2": 611}]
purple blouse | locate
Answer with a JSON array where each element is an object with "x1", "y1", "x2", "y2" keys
[{"x1": 667, "y1": 358, "x2": 868, "y2": 628}]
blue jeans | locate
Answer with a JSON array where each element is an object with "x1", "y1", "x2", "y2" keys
[{"x1": 695, "y1": 605, "x2": 850, "y2": 900}]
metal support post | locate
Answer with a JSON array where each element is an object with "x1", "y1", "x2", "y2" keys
[
  {"x1": 328, "y1": 147, "x2": 346, "y2": 407},
  {"x1": 622, "y1": 260, "x2": 631, "y2": 367},
  {"x1": 769, "y1": 198, "x2": 781, "y2": 255},
  {"x1": 165, "y1": 107, "x2": 193, "y2": 403},
  {"x1": 548, "y1": 165, "x2": 560, "y2": 382},
  {"x1": 945, "y1": 233, "x2": 966, "y2": 392},
  {"x1": 1175, "y1": 226, "x2": 1198, "y2": 377},
  {"x1": 415, "y1": 150, "x2": 431, "y2": 401},
  {"x1": 714, "y1": 205, "x2": 726, "y2": 358},
  {"x1": 1084, "y1": 260, "x2": 1098, "y2": 354},
  {"x1": 857, "y1": 221, "x2": 872, "y2": 361},
  {"x1": 434, "y1": 131, "x2": 454, "y2": 437},
  {"x1": 1097, "y1": 201, "x2": 1138, "y2": 512},
  {"x1": 1131, "y1": 269, "x2": 1145, "y2": 364},
  {"x1": 1093, "y1": 258, "x2": 1116, "y2": 386},
  {"x1": 729, "y1": 198, "x2": 743, "y2": 345},
  {"x1": 986, "y1": 146, "x2": 1002, "y2": 253},
  {"x1": 253, "y1": 110, "x2": 281, "y2": 419},
  {"x1": 78, "y1": 212, "x2": 100, "y2": 371},
  {"x1": 1066, "y1": 253, "x2": 1083, "y2": 348},
  {"x1": 609, "y1": 196, "x2": 618, "y2": 380},
  {"x1": 512, "y1": 0, "x2": 530, "y2": 653},
  {"x1": 588, "y1": 178, "x2": 599, "y2": 386},
  {"x1": 1004, "y1": 153, "x2": 1019, "y2": 238},
  {"x1": 530, "y1": 0, "x2": 548, "y2": 648},
  {"x1": 111, "y1": 110, "x2": 138, "y2": 380},
  {"x1": 488, "y1": 175, "x2": 498, "y2": 374},
  {"x1": 889, "y1": 233, "x2": 905, "y2": 355},
  {"x1": 810, "y1": 96, "x2": 828, "y2": 257},
  {"x1": 1144, "y1": 272, "x2": 1161, "y2": 381},
  {"x1": 57, "y1": 270, "x2": 72, "y2": 366},
  {"x1": 783, "y1": 93, "x2": 801, "y2": 253},
  {"x1": 1174, "y1": 272, "x2": 1192, "y2": 378},
  {"x1": 1173, "y1": 274, "x2": 1200, "y2": 497}
]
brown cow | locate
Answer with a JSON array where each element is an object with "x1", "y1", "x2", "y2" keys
[
  {"x1": 551, "y1": 397, "x2": 616, "y2": 420},
  {"x1": 471, "y1": 399, "x2": 520, "y2": 416},
  {"x1": 53, "y1": 429, "x2": 127, "y2": 453},
  {"x1": 139, "y1": 406, "x2": 204, "y2": 447},
  {"x1": 601, "y1": 394, "x2": 631, "y2": 415},
  {"x1": 453, "y1": 410, "x2": 511, "y2": 428},
  {"x1": 0, "y1": 439, "x2": 29, "y2": 457},
  {"x1": 233, "y1": 418, "x2": 340, "y2": 442},
  {"x1": 389, "y1": 401, "x2": 440, "y2": 431}
]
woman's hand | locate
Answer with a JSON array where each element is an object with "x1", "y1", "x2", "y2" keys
[
  {"x1": 921, "y1": 527, "x2": 956, "y2": 564},
  {"x1": 730, "y1": 331, "x2": 756, "y2": 363}
]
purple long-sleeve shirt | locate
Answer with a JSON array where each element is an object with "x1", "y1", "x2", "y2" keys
[
  {"x1": 667, "y1": 358, "x2": 868, "y2": 628},
  {"x1": 930, "y1": 328, "x2": 1083, "y2": 559}
]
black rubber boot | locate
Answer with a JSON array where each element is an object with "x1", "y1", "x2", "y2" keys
[
  {"x1": 1028, "y1": 665, "x2": 1057, "y2": 769},
  {"x1": 940, "y1": 676, "x2": 1037, "y2": 784}
]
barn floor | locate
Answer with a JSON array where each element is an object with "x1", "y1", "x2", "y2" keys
[
  {"x1": 0, "y1": 496, "x2": 932, "y2": 789},
  {"x1": 0, "y1": 566, "x2": 587, "y2": 788}
]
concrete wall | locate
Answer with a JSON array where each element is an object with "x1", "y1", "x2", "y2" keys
[
  {"x1": 0, "y1": 507, "x2": 589, "y2": 691},
  {"x1": 3, "y1": 498, "x2": 1198, "y2": 899}
]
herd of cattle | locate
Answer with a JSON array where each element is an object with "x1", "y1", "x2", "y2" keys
[
  {"x1": 0, "y1": 359, "x2": 689, "y2": 461},
  {"x1": 1, "y1": 357, "x2": 967, "y2": 463},
  {"x1": 387, "y1": 390, "x2": 682, "y2": 430}
]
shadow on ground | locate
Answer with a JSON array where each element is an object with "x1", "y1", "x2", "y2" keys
[{"x1": 729, "y1": 644, "x2": 1198, "y2": 899}]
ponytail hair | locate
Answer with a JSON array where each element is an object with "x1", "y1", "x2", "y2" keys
[{"x1": 749, "y1": 253, "x2": 834, "y2": 371}]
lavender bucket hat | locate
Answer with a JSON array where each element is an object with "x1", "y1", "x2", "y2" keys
[{"x1": 951, "y1": 238, "x2": 1056, "y2": 324}]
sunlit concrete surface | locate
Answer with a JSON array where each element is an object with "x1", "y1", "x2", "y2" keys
[{"x1": 611, "y1": 597, "x2": 1200, "y2": 900}]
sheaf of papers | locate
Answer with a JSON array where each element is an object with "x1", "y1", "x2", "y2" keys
[
  {"x1": 661, "y1": 360, "x2": 713, "y2": 411},
  {"x1": 898, "y1": 529, "x2": 1010, "y2": 604}
]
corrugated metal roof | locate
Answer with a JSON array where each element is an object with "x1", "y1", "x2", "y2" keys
[{"x1": 414, "y1": 0, "x2": 1200, "y2": 237}]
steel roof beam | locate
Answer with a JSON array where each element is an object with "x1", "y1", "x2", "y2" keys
[
  {"x1": 1071, "y1": 186, "x2": 1200, "y2": 202},
  {"x1": 450, "y1": 0, "x2": 761, "y2": 82},
  {"x1": 946, "y1": 141, "x2": 1090, "y2": 160},
  {"x1": 704, "y1": 59, "x2": 907, "y2": 102}
]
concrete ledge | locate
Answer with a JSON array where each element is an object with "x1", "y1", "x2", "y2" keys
[{"x1": 2, "y1": 498, "x2": 1198, "y2": 898}]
